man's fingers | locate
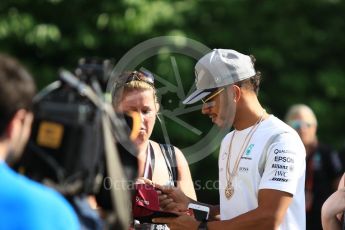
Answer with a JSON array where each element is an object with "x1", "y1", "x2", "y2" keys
[
  {"x1": 154, "y1": 183, "x2": 163, "y2": 190},
  {"x1": 154, "y1": 183, "x2": 174, "y2": 193},
  {"x1": 165, "y1": 202, "x2": 181, "y2": 211},
  {"x1": 160, "y1": 198, "x2": 174, "y2": 209},
  {"x1": 158, "y1": 194, "x2": 168, "y2": 202},
  {"x1": 171, "y1": 210, "x2": 185, "y2": 216}
]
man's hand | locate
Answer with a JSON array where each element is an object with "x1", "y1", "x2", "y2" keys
[
  {"x1": 153, "y1": 215, "x2": 200, "y2": 230},
  {"x1": 154, "y1": 184, "x2": 190, "y2": 212}
]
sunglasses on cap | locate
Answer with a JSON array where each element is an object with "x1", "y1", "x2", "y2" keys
[
  {"x1": 201, "y1": 88, "x2": 224, "y2": 104},
  {"x1": 288, "y1": 120, "x2": 314, "y2": 130},
  {"x1": 125, "y1": 70, "x2": 155, "y2": 86}
]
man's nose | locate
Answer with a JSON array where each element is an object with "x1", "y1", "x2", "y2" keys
[
  {"x1": 201, "y1": 104, "x2": 208, "y2": 114},
  {"x1": 202, "y1": 102, "x2": 214, "y2": 114}
]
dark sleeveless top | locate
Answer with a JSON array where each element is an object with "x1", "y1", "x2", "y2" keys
[{"x1": 145, "y1": 143, "x2": 177, "y2": 186}]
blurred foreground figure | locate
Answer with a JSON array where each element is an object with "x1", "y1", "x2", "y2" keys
[
  {"x1": 285, "y1": 104, "x2": 343, "y2": 230},
  {"x1": 0, "y1": 53, "x2": 79, "y2": 230}
]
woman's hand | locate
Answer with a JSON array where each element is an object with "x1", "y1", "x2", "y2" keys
[
  {"x1": 136, "y1": 177, "x2": 153, "y2": 185},
  {"x1": 322, "y1": 187, "x2": 345, "y2": 230}
]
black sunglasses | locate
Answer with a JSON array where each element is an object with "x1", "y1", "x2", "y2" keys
[
  {"x1": 201, "y1": 88, "x2": 225, "y2": 104},
  {"x1": 125, "y1": 70, "x2": 154, "y2": 86}
]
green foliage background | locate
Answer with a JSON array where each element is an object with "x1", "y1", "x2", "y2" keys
[{"x1": 1, "y1": 0, "x2": 345, "y2": 203}]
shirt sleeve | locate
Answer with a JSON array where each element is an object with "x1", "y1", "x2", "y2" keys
[{"x1": 259, "y1": 132, "x2": 306, "y2": 195}]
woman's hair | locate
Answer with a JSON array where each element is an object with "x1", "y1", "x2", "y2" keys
[{"x1": 112, "y1": 71, "x2": 158, "y2": 108}]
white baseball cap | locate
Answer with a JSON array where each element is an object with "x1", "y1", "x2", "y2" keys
[{"x1": 183, "y1": 49, "x2": 256, "y2": 104}]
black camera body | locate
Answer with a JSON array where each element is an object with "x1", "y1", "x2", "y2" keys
[
  {"x1": 16, "y1": 58, "x2": 137, "y2": 198},
  {"x1": 19, "y1": 86, "x2": 103, "y2": 194}
]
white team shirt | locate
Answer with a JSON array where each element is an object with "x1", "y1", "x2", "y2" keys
[{"x1": 219, "y1": 115, "x2": 306, "y2": 230}]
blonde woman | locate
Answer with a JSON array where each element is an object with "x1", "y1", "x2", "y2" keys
[{"x1": 112, "y1": 70, "x2": 196, "y2": 198}]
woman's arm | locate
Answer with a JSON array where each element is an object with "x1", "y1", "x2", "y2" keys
[{"x1": 322, "y1": 174, "x2": 345, "y2": 230}]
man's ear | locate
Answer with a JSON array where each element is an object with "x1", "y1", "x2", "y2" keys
[
  {"x1": 232, "y1": 85, "x2": 242, "y2": 103},
  {"x1": 5, "y1": 109, "x2": 27, "y2": 139},
  {"x1": 5, "y1": 121, "x2": 13, "y2": 139}
]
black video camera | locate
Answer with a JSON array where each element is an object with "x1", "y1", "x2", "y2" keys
[{"x1": 15, "y1": 58, "x2": 138, "y2": 226}]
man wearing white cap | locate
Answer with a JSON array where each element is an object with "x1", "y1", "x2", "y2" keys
[{"x1": 153, "y1": 49, "x2": 306, "y2": 230}]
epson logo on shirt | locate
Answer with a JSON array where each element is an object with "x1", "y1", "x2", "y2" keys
[{"x1": 274, "y1": 156, "x2": 294, "y2": 163}]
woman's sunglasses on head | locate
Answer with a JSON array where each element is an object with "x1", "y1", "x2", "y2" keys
[{"x1": 125, "y1": 70, "x2": 155, "y2": 86}]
